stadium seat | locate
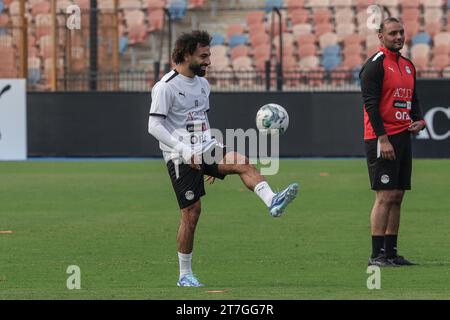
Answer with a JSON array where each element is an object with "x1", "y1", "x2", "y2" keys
[
  {"x1": 168, "y1": 0, "x2": 187, "y2": 20},
  {"x1": 342, "y1": 53, "x2": 363, "y2": 69},
  {"x1": 401, "y1": 0, "x2": 420, "y2": 7},
  {"x1": 296, "y1": 33, "x2": 316, "y2": 46},
  {"x1": 319, "y1": 32, "x2": 338, "y2": 49},
  {"x1": 98, "y1": 0, "x2": 115, "y2": 11},
  {"x1": 292, "y1": 23, "x2": 312, "y2": 37},
  {"x1": 188, "y1": 0, "x2": 206, "y2": 8},
  {"x1": 147, "y1": 0, "x2": 166, "y2": 9},
  {"x1": 421, "y1": 0, "x2": 444, "y2": 7},
  {"x1": 431, "y1": 54, "x2": 450, "y2": 70},
  {"x1": 231, "y1": 56, "x2": 252, "y2": 70},
  {"x1": 246, "y1": 11, "x2": 265, "y2": 26},
  {"x1": 342, "y1": 33, "x2": 363, "y2": 47},
  {"x1": 412, "y1": 32, "x2": 432, "y2": 45},
  {"x1": 210, "y1": 55, "x2": 230, "y2": 70},
  {"x1": 343, "y1": 44, "x2": 362, "y2": 57},
  {"x1": 434, "y1": 32, "x2": 450, "y2": 46},
  {"x1": 412, "y1": 55, "x2": 429, "y2": 69},
  {"x1": 315, "y1": 23, "x2": 334, "y2": 37},
  {"x1": 31, "y1": 1, "x2": 50, "y2": 16},
  {"x1": 128, "y1": 24, "x2": 147, "y2": 45},
  {"x1": 230, "y1": 44, "x2": 249, "y2": 61},
  {"x1": 210, "y1": 44, "x2": 227, "y2": 57},
  {"x1": 403, "y1": 20, "x2": 421, "y2": 39},
  {"x1": 74, "y1": 0, "x2": 90, "y2": 10},
  {"x1": 424, "y1": 8, "x2": 443, "y2": 23},
  {"x1": 425, "y1": 21, "x2": 442, "y2": 37},
  {"x1": 227, "y1": 23, "x2": 245, "y2": 40},
  {"x1": 402, "y1": 8, "x2": 421, "y2": 21},
  {"x1": 229, "y1": 34, "x2": 247, "y2": 48},
  {"x1": 252, "y1": 44, "x2": 271, "y2": 62},
  {"x1": 330, "y1": 0, "x2": 353, "y2": 6},
  {"x1": 289, "y1": 8, "x2": 309, "y2": 25},
  {"x1": 432, "y1": 44, "x2": 450, "y2": 55},
  {"x1": 119, "y1": 0, "x2": 143, "y2": 10},
  {"x1": 322, "y1": 55, "x2": 341, "y2": 71},
  {"x1": 312, "y1": 8, "x2": 331, "y2": 24},
  {"x1": 335, "y1": 8, "x2": 354, "y2": 24},
  {"x1": 298, "y1": 43, "x2": 317, "y2": 58},
  {"x1": 307, "y1": 0, "x2": 330, "y2": 7},
  {"x1": 299, "y1": 55, "x2": 320, "y2": 69},
  {"x1": 0, "y1": 0, "x2": 3, "y2": 13},
  {"x1": 286, "y1": 0, "x2": 305, "y2": 9},
  {"x1": 265, "y1": 0, "x2": 283, "y2": 13},
  {"x1": 322, "y1": 44, "x2": 341, "y2": 57},
  {"x1": 8, "y1": 1, "x2": 20, "y2": 15},
  {"x1": 249, "y1": 31, "x2": 269, "y2": 47},
  {"x1": 365, "y1": 33, "x2": 380, "y2": 48},
  {"x1": 411, "y1": 43, "x2": 431, "y2": 58},
  {"x1": 148, "y1": 9, "x2": 164, "y2": 32},
  {"x1": 336, "y1": 23, "x2": 355, "y2": 42},
  {"x1": 124, "y1": 10, "x2": 145, "y2": 27},
  {"x1": 210, "y1": 32, "x2": 225, "y2": 46}
]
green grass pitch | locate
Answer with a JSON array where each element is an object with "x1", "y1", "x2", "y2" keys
[{"x1": 0, "y1": 159, "x2": 449, "y2": 299}]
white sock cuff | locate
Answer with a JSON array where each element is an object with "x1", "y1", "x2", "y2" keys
[
  {"x1": 254, "y1": 181, "x2": 269, "y2": 192},
  {"x1": 178, "y1": 252, "x2": 192, "y2": 260}
]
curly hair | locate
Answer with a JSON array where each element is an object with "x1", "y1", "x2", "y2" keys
[{"x1": 172, "y1": 30, "x2": 211, "y2": 64}]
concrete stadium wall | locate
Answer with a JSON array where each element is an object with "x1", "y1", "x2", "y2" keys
[{"x1": 27, "y1": 80, "x2": 450, "y2": 158}]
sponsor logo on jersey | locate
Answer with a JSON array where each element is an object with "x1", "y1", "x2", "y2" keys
[
  {"x1": 393, "y1": 88, "x2": 412, "y2": 99},
  {"x1": 185, "y1": 190, "x2": 195, "y2": 200}
]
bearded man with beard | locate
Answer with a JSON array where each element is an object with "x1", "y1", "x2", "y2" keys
[{"x1": 148, "y1": 31, "x2": 299, "y2": 287}]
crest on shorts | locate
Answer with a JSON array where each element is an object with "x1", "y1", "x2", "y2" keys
[
  {"x1": 405, "y1": 66, "x2": 411, "y2": 74},
  {"x1": 185, "y1": 190, "x2": 195, "y2": 200},
  {"x1": 381, "y1": 174, "x2": 390, "y2": 184}
]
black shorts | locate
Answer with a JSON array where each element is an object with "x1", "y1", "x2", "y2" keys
[
  {"x1": 365, "y1": 130, "x2": 412, "y2": 190},
  {"x1": 167, "y1": 144, "x2": 227, "y2": 209}
]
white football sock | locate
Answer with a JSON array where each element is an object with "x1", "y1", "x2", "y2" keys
[
  {"x1": 178, "y1": 252, "x2": 193, "y2": 279},
  {"x1": 254, "y1": 181, "x2": 275, "y2": 207}
]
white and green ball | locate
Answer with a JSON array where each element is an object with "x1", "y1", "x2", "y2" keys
[{"x1": 256, "y1": 103, "x2": 289, "y2": 135}]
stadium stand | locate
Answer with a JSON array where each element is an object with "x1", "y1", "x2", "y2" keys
[{"x1": 0, "y1": 0, "x2": 449, "y2": 89}]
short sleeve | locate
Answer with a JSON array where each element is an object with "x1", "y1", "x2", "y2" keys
[{"x1": 150, "y1": 82, "x2": 173, "y2": 117}]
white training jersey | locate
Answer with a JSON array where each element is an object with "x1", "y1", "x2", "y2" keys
[{"x1": 149, "y1": 70, "x2": 216, "y2": 162}]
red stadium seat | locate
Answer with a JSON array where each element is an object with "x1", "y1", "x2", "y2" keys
[
  {"x1": 246, "y1": 11, "x2": 265, "y2": 26},
  {"x1": 230, "y1": 45, "x2": 250, "y2": 61},
  {"x1": 289, "y1": 8, "x2": 309, "y2": 25},
  {"x1": 431, "y1": 54, "x2": 450, "y2": 70}
]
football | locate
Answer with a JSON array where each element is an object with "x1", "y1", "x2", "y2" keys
[{"x1": 255, "y1": 103, "x2": 289, "y2": 135}]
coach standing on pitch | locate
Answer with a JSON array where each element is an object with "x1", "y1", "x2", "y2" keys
[{"x1": 359, "y1": 17, "x2": 426, "y2": 267}]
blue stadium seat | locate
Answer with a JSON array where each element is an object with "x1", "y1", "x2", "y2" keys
[
  {"x1": 168, "y1": 0, "x2": 187, "y2": 20},
  {"x1": 322, "y1": 55, "x2": 341, "y2": 71},
  {"x1": 0, "y1": 28, "x2": 7, "y2": 35},
  {"x1": 322, "y1": 45, "x2": 341, "y2": 57},
  {"x1": 229, "y1": 34, "x2": 247, "y2": 48},
  {"x1": 119, "y1": 36, "x2": 128, "y2": 54},
  {"x1": 28, "y1": 68, "x2": 41, "y2": 86},
  {"x1": 448, "y1": 0, "x2": 450, "y2": 8},
  {"x1": 0, "y1": 0, "x2": 4, "y2": 13},
  {"x1": 411, "y1": 32, "x2": 431, "y2": 46},
  {"x1": 265, "y1": 0, "x2": 283, "y2": 13},
  {"x1": 211, "y1": 33, "x2": 225, "y2": 46}
]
